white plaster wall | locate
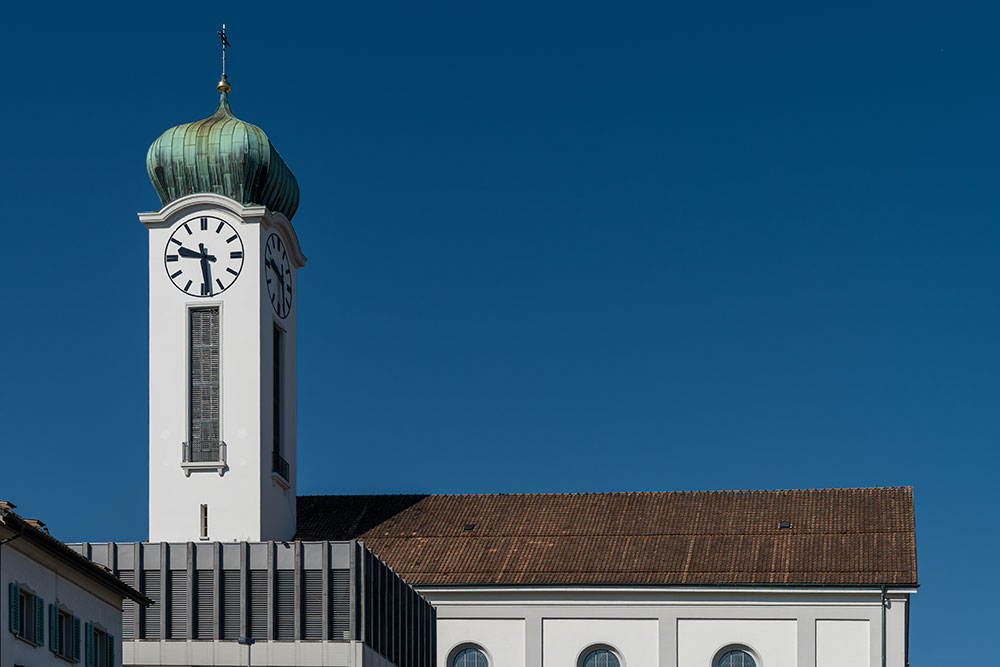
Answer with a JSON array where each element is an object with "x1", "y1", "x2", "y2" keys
[
  {"x1": 816, "y1": 620, "x2": 869, "y2": 667},
  {"x1": 677, "y1": 619, "x2": 796, "y2": 667},
  {"x1": 437, "y1": 618, "x2": 525, "y2": 667},
  {"x1": 423, "y1": 587, "x2": 911, "y2": 667},
  {"x1": 144, "y1": 195, "x2": 300, "y2": 543},
  {"x1": 543, "y1": 618, "x2": 657, "y2": 667},
  {"x1": 2, "y1": 541, "x2": 124, "y2": 667}
]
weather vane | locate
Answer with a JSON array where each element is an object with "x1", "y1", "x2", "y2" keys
[{"x1": 218, "y1": 24, "x2": 231, "y2": 76}]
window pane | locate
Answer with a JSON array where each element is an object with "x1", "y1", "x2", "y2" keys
[
  {"x1": 719, "y1": 650, "x2": 756, "y2": 667},
  {"x1": 583, "y1": 649, "x2": 620, "y2": 667},
  {"x1": 453, "y1": 647, "x2": 488, "y2": 667}
]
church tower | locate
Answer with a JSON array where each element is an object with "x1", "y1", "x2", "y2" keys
[{"x1": 140, "y1": 71, "x2": 305, "y2": 542}]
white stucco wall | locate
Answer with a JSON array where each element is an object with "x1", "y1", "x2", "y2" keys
[
  {"x1": 676, "y1": 619, "x2": 796, "y2": 666},
  {"x1": 2, "y1": 537, "x2": 125, "y2": 667},
  {"x1": 816, "y1": 619, "x2": 870, "y2": 667},
  {"x1": 437, "y1": 618, "x2": 525, "y2": 667},
  {"x1": 141, "y1": 195, "x2": 302, "y2": 543},
  {"x1": 421, "y1": 587, "x2": 912, "y2": 667},
  {"x1": 543, "y1": 618, "x2": 657, "y2": 666}
]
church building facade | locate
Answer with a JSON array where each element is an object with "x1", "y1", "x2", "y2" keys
[{"x1": 78, "y1": 69, "x2": 917, "y2": 667}]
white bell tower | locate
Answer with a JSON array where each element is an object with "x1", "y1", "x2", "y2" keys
[{"x1": 140, "y1": 75, "x2": 305, "y2": 542}]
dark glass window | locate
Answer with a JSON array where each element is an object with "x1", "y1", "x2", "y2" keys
[
  {"x1": 452, "y1": 647, "x2": 488, "y2": 667},
  {"x1": 582, "y1": 648, "x2": 621, "y2": 667},
  {"x1": 718, "y1": 649, "x2": 757, "y2": 667}
]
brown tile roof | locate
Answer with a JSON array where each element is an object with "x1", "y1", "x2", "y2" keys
[{"x1": 296, "y1": 487, "x2": 917, "y2": 587}]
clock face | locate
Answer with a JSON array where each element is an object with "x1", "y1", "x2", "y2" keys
[
  {"x1": 164, "y1": 216, "x2": 244, "y2": 297},
  {"x1": 264, "y1": 233, "x2": 293, "y2": 318}
]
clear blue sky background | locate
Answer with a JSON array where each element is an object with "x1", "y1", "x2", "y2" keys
[{"x1": 1, "y1": 1, "x2": 995, "y2": 661}]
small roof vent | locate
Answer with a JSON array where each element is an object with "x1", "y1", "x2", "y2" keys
[
  {"x1": 463, "y1": 523, "x2": 476, "y2": 531},
  {"x1": 779, "y1": 521, "x2": 792, "y2": 529}
]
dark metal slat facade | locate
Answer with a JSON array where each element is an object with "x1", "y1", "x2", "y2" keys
[{"x1": 71, "y1": 540, "x2": 435, "y2": 666}]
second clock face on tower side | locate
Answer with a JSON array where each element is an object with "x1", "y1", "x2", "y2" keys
[
  {"x1": 164, "y1": 216, "x2": 245, "y2": 297},
  {"x1": 264, "y1": 233, "x2": 293, "y2": 318}
]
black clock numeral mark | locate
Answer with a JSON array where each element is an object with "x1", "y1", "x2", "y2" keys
[
  {"x1": 170, "y1": 238, "x2": 182, "y2": 246},
  {"x1": 231, "y1": 251, "x2": 243, "y2": 259},
  {"x1": 226, "y1": 267, "x2": 238, "y2": 276},
  {"x1": 216, "y1": 278, "x2": 225, "y2": 290},
  {"x1": 266, "y1": 278, "x2": 272, "y2": 285},
  {"x1": 216, "y1": 221, "x2": 225, "y2": 233},
  {"x1": 200, "y1": 217, "x2": 208, "y2": 231},
  {"x1": 227, "y1": 234, "x2": 238, "y2": 244},
  {"x1": 166, "y1": 255, "x2": 178, "y2": 262},
  {"x1": 170, "y1": 270, "x2": 183, "y2": 279},
  {"x1": 183, "y1": 223, "x2": 192, "y2": 235},
  {"x1": 184, "y1": 280, "x2": 193, "y2": 292},
  {"x1": 270, "y1": 293, "x2": 276, "y2": 303}
]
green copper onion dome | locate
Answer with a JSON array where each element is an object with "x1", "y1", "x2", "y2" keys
[{"x1": 146, "y1": 77, "x2": 300, "y2": 220}]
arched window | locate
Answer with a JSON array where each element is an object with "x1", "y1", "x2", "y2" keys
[
  {"x1": 581, "y1": 647, "x2": 621, "y2": 667},
  {"x1": 717, "y1": 648, "x2": 757, "y2": 667},
  {"x1": 451, "y1": 646, "x2": 488, "y2": 667}
]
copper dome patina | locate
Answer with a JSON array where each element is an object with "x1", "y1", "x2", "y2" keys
[{"x1": 146, "y1": 79, "x2": 300, "y2": 220}]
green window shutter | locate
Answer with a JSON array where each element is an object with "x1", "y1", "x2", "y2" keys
[
  {"x1": 49, "y1": 604, "x2": 57, "y2": 651},
  {"x1": 8, "y1": 582, "x2": 18, "y2": 635},
  {"x1": 85, "y1": 622, "x2": 94, "y2": 667},
  {"x1": 34, "y1": 596, "x2": 44, "y2": 645},
  {"x1": 72, "y1": 616, "x2": 81, "y2": 662},
  {"x1": 108, "y1": 634, "x2": 115, "y2": 667}
]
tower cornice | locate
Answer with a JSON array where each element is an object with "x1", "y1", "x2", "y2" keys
[{"x1": 138, "y1": 193, "x2": 307, "y2": 268}]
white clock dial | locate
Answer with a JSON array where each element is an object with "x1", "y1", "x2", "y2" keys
[
  {"x1": 264, "y1": 233, "x2": 292, "y2": 318},
  {"x1": 164, "y1": 216, "x2": 244, "y2": 297}
]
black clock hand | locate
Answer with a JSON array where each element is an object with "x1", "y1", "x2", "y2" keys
[
  {"x1": 198, "y1": 243, "x2": 213, "y2": 291},
  {"x1": 178, "y1": 246, "x2": 202, "y2": 258},
  {"x1": 200, "y1": 255, "x2": 212, "y2": 291}
]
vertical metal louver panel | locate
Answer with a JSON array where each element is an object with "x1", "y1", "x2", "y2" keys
[
  {"x1": 167, "y1": 570, "x2": 187, "y2": 639},
  {"x1": 142, "y1": 571, "x2": 161, "y2": 639},
  {"x1": 220, "y1": 570, "x2": 240, "y2": 640},
  {"x1": 248, "y1": 570, "x2": 268, "y2": 640},
  {"x1": 331, "y1": 569, "x2": 351, "y2": 640},
  {"x1": 194, "y1": 570, "x2": 214, "y2": 639},
  {"x1": 275, "y1": 571, "x2": 294, "y2": 640},
  {"x1": 119, "y1": 571, "x2": 136, "y2": 640},
  {"x1": 302, "y1": 571, "x2": 323, "y2": 640},
  {"x1": 190, "y1": 307, "x2": 220, "y2": 461}
]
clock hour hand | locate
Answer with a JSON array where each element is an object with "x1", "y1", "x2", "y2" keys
[{"x1": 177, "y1": 246, "x2": 202, "y2": 259}]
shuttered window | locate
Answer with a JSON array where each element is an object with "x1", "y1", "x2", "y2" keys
[
  {"x1": 194, "y1": 570, "x2": 214, "y2": 639},
  {"x1": 302, "y1": 571, "x2": 323, "y2": 640},
  {"x1": 118, "y1": 572, "x2": 136, "y2": 640},
  {"x1": 220, "y1": 571, "x2": 240, "y2": 640},
  {"x1": 142, "y1": 571, "x2": 160, "y2": 639},
  {"x1": 248, "y1": 570, "x2": 268, "y2": 639},
  {"x1": 190, "y1": 307, "x2": 220, "y2": 462},
  {"x1": 331, "y1": 569, "x2": 351, "y2": 640},
  {"x1": 275, "y1": 571, "x2": 294, "y2": 640},
  {"x1": 167, "y1": 570, "x2": 186, "y2": 639}
]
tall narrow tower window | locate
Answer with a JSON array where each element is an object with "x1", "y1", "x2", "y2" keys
[
  {"x1": 189, "y1": 307, "x2": 221, "y2": 462},
  {"x1": 272, "y1": 325, "x2": 288, "y2": 480}
]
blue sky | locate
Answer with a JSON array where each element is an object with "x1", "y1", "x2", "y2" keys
[{"x1": 1, "y1": 1, "x2": 996, "y2": 661}]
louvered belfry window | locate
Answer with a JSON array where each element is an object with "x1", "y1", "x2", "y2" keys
[{"x1": 190, "y1": 307, "x2": 221, "y2": 461}]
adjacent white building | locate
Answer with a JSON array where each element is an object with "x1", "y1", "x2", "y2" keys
[{"x1": 2, "y1": 502, "x2": 149, "y2": 667}]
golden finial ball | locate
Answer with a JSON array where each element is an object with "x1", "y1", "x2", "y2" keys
[{"x1": 217, "y1": 76, "x2": 231, "y2": 93}]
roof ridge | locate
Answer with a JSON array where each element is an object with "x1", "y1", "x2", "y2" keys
[{"x1": 299, "y1": 486, "x2": 912, "y2": 500}]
